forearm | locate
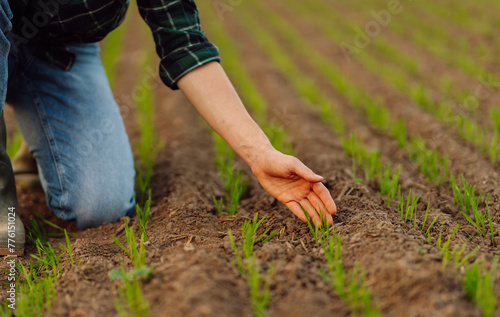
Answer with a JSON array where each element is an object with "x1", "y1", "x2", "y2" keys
[
  {"x1": 177, "y1": 61, "x2": 274, "y2": 169},
  {"x1": 177, "y1": 62, "x2": 337, "y2": 224}
]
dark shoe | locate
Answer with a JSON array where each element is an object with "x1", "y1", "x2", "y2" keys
[
  {"x1": 0, "y1": 111, "x2": 25, "y2": 256},
  {"x1": 12, "y1": 140, "x2": 41, "y2": 188}
]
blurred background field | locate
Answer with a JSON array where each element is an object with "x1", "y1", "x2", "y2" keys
[{"x1": 2, "y1": 1, "x2": 500, "y2": 316}]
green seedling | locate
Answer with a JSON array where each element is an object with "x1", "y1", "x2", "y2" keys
[
  {"x1": 15, "y1": 260, "x2": 58, "y2": 317},
  {"x1": 421, "y1": 201, "x2": 430, "y2": 231},
  {"x1": 341, "y1": 132, "x2": 362, "y2": 183},
  {"x1": 364, "y1": 151, "x2": 383, "y2": 181},
  {"x1": 227, "y1": 170, "x2": 249, "y2": 215},
  {"x1": 439, "y1": 224, "x2": 459, "y2": 270},
  {"x1": 101, "y1": 22, "x2": 127, "y2": 89},
  {"x1": 438, "y1": 224, "x2": 480, "y2": 272},
  {"x1": 111, "y1": 218, "x2": 146, "y2": 269},
  {"x1": 379, "y1": 165, "x2": 401, "y2": 205},
  {"x1": 451, "y1": 175, "x2": 491, "y2": 237},
  {"x1": 213, "y1": 133, "x2": 249, "y2": 215},
  {"x1": 39, "y1": 219, "x2": 68, "y2": 238},
  {"x1": 435, "y1": 221, "x2": 447, "y2": 251},
  {"x1": 240, "y1": 214, "x2": 278, "y2": 261},
  {"x1": 31, "y1": 238, "x2": 63, "y2": 275},
  {"x1": 6, "y1": 130, "x2": 22, "y2": 159},
  {"x1": 408, "y1": 137, "x2": 449, "y2": 185},
  {"x1": 490, "y1": 129, "x2": 498, "y2": 164},
  {"x1": 463, "y1": 256, "x2": 498, "y2": 317},
  {"x1": 0, "y1": 299, "x2": 12, "y2": 317},
  {"x1": 453, "y1": 245, "x2": 480, "y2": 272},
  {"x1": 58, "y1": 229, "x2": 75, "y2": 266},
  {"x1": 491, "y1": 108, "x2": 500, "y2": 131},
  {"x1": 226, "y1": 213, "x2": 277, "y2": 317},
  {"x1": 213, "y1": 196, "x2": 224, "y2": 214},
  {"x1": 136, "y1": 189, "x2": 152, "y2": 241},
  {"x1": 135, "y1": 164, "x2": 153, "y2": 207},
  {"x1": 342, "y1": 132, "x2": 383, "y2": 182},
  {"x1": 301, "y1": 207, "x2": 379, "y2": 316},
  {"x1": 13, "y1": 219, "x2": 79, "y2": 315},
  {"x1": 133, "y1": 52, "x2": 162, "y2": 206},
  {"x1": 397, "y1": 188, "x2": 420, "y2": 225},
  {"x1": 391, "y1": 119, "x2": 407, "y2": 148},
  {"x1": 27, "y1": 218, "x2": 48, "y2": 245},
  {"x1": 425, "y1": 214, "x2": 441, "y2": 244},
  {"x1": 227, "y1": 229, "x2": 242, "y2": 273},
  {"x1": 109, "y1": 265, "x2": 153, "y2": 282},
  {"x1": 487, "y1": 209, "x2": 495, "y2": 246},
  {"x1": 246, "y1": 255, "x2": 274, "y2": 317},
  {"x1": 450, "y1": 175, "x2": 480, "y2": 213},
  {"x1": 111, "y1": 265, "x2": 151, "y2": 317}
]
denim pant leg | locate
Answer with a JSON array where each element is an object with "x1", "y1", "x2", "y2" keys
[
  {"x1": 6, "y1": 42, "x2": 136, "y2": 229},
  {"x1": 0, "y1": 0, "x2": 12, "y2": 108}
]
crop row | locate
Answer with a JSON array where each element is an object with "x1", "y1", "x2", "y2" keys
[
  {"x1": 199, "y1": 1, "x2": 292, "y2": 218},
  {"x1": 109, "y1": 18, "x2": 158, "y2": 315},
  {"x1": 198, "y1": 2, "x2": 299, "y2": 315}
]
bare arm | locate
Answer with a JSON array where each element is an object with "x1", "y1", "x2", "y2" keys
[{"x1": 177, "y1": 61, "x2": 337, "y2": 225}]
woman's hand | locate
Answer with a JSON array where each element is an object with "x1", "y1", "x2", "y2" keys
[
  {"x1": 251, "y1": 149, "x2": 337, "y2": 226},
  {"x1": 177, "y1": 62, "x2": 337, "y2": 225}
]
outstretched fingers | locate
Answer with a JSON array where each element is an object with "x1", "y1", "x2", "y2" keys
[
  {"x1": 312, "y1": 182, "x2": 337, "y2": 215},
  {"x1": 286, "y1": 201, "x2": 307, "y2": 223},
  {"x1": 286, "y1": 201, "x2": 318, "y2": 225},
  {"x1": 307, "y1": 192, "x2": 332, "y2": 225}
]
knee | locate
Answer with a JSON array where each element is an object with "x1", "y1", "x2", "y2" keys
[
  {"x1": 71, "y1": 188, "x2": 135, "y2": 229},
  {"x1": 47, "y1": 176, "x2": 135, "y2": 229}
]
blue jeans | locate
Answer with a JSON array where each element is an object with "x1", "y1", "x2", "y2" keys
[{"x1": 0, "y1": 0, "x2": 135, "y2": 229}]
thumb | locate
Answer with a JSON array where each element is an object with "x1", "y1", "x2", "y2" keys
[{"x1": 293, "y1": 159, "x2": 323, "y2": 182}]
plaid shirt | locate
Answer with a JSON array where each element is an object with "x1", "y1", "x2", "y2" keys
[{"x1": 10, "y1": 0, "x2": 220, "y2": 89}]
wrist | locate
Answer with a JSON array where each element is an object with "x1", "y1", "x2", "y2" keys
[{"x1": 246, "y1": 145, "x2": 280, "y2": 176}]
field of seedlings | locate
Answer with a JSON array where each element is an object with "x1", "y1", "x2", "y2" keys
[{"x1": 1, "y1": 0, "x2": 500, "y2": 316}]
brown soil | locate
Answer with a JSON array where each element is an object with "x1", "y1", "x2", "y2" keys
[{"x1": 0, "y1": 1, "x2": 498, "y2": 317}]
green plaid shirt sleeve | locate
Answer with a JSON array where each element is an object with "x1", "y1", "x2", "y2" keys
[
  {"x1": 10, "y1": 0, "x2": 220, "y2": 90},
  {"x1": 137, "y1": 0, "x2": 221, "y2": 89}
]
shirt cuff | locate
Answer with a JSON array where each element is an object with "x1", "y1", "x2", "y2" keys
[{"x1": 159, "y1": 42, "x2": 221, "y2": 90}]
